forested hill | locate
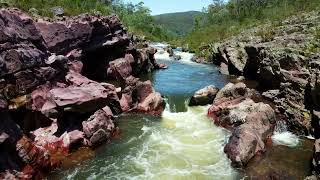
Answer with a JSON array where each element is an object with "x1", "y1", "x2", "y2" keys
[{"x1": 154, "y1": 11, "x2": 203, "y2": 36}]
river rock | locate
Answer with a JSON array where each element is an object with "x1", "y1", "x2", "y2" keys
[
  {"x1": 224, "y1": 103, "x2": 275, "y2": 167},
  {"x1": 189, "y1": 85, "x2": 219, "y2": 106},
  {"x1": 45, "y1": 76, "x2": 119, "y2": 114},
  {"x1": 208, "y1": 83, "x2": 276, "y2": 167},
  {"x1": 107, "y1": 54, "x2": 134, "y2": 81},
  {"x1": 36, "y1": 19, "x2": 91, "y2": 54},
  {"x1": 119, "y1": 77, "x2": 165, "y2": 116},
  {"x1": 16, "y1": 135, "x2": 61, "y2": 178},
  {"x1": 82, "y1": 106, "x2": 115, "y2": 146},
  {"x1": 166, "y1": 47, "x2": 174, "y2": 57},
  {"x1": 174, "y1": 55, "x2": 182, "y2": 61},
  {"x1": 214, "y1": 82, "x2": 255, "y2": 104}
]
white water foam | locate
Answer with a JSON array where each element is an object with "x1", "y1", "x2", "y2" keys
[
  {"x1": 154, "y1": 50, "x2": 171, "y2": 60},
  {"x1": 117, "y1": 105, "x2": 238, "y2": 180},
  {"x1": 271, "y1": 121, "x2": 300, "y2": 147},
  {"x1": 272, "y1": 131, "x2": 300, "y2": 147},
  {"x1": 151, "y1": 42, "x2": 197, "y2": 64}
]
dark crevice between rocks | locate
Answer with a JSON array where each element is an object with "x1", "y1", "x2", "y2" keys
[
  {"x1": 243, "y1": 46, "x2": 262, "y2": 79},
  {"x1": 81, "y1": 45, "x2": 127, "y2": 82}
]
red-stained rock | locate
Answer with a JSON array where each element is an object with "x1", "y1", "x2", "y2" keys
[
  {"x1": 135, "y1": 81, "x2": 154, "y2": 102},
  {"x1": 136, "y1": 92, "x2": 165, "y2": 116},
  {"x1": 68, "y1": 60, "x2": 83, "y2": 74},
  {"x1": 120, "y1": 91, "x2": 133, "y2": 112},
  {"x1": 82, "y1": 106, "x2": 115, "y2": 146},
  {"x1": 27, "y1": 84, "x2": 52, "y2": 111},
  {"x1": 208, "y1": 83, "x2": 276, "y2": 167},
  {"x1": 47, "y1": 79, "x2": 119, "y2": 113},
  {"x1": 1, "y1": 47, "x2": 47, "y2": 77},
  {"x1": 32, "y1": 123, "x2": 84, "y2": 152},
  {"x1": 224, "y1": 109, "x2": 275, "y2": 167},
  {"x1": 133, "y1": 81, "x2": 165, "y2": 116},
  {"x1": 107, "y1": 54, "x2": 134, "y2": 80},
  {"x1": 0, "y1": 8, "x2": 46, "y2": 48},
  {"x1": 0, "y1": 170, "x2": 30, "y2": 180},
  {"x1": 0, "y1": 7, "x2": 164, "y2": 179},
  {"x1": 65, "y1": 72, "x2": 93, "y2": 86},
  {"x1": 35, "y1": 20, "x2": 92, "y2": 54},
  {"x1": 61, "y1": 130, "x2": 84, "y2": 148},
  {"x1": 16, "y1": 136, "x2": 60, "y2": 177}
]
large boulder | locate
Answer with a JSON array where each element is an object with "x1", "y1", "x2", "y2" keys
[
  {"x1": 133, "y1": 80, "x2": 165, "y2": 116},
  {"x1": 213, "y1": 82, "x2": 255, "y2": 104},
  {"x1": 223, "y1": 101, "x2": 276, "y2": 167},
  {"x1": 0, "y1": 8, "x2": 47, "y2": 49},
  {"x1": 43, "y1": 73, "x2": 120, "y2": 114},
  {"x1": 35, "y1": 14, "x2": 129, "y2": 55},
  {"x1": 119, "y1": 77, "x2": 165, "y2": 116},
  {"x1": 107, "y1": 54, "x2": 134, "y2": 81},
  {"x1": 189, "y1": 85, "x2": 219, "y2": 106},
  {"x1": 208, "y1": 83, "x2": 276, "y2": 167},
  {"x1": 82, "y1": 106, "x2": 115, "y2": 146}
]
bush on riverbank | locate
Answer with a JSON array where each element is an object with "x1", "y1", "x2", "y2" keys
[{"x1": 185, "y1": 0, "x2": 320, "y2": 58}]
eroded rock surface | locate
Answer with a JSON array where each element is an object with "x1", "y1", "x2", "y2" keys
[
  {"x1": 0, "y1": 8, "x2": 165, "y2": 178},
  {"x1": 208, "y1": 83, "x2": 276, "y2": 167},
  {"x1": 189, "y1": 85, "x2": 219, "y2": 106}
]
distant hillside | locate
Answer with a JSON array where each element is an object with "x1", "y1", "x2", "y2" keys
[{"x1": 154, "y1": 11, "x2": 203, "y2": 36}]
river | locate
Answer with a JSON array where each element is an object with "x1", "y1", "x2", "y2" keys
[{"x1": 51, "y1": 43, "x2": 314, "y2": 180}]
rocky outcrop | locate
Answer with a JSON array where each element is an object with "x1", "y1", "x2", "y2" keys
[
  {"x1": 189, "y1": 85, "x2": 219, "y2": 106},
  {"x1": 120, "y1": 76, "x2": 165, "y2": 116},
  {"x1": 208, "y1": 83, "x2": 276, "y2": 167},
  {"x1": 82, "y1": 106, "x2": 115, "y2": 146},
  {"x1": 204, "y1": 11, "x2": 320, "y2": 177},
  {"x1": 207, "y1": 12, "x2": 320, "y2": 136},
  {"x1": 0, "y1": 8, "x2": 165, "y2": 178}
]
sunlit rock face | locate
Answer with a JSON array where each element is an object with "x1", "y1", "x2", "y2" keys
[
  {"x1": 0, "y1": 8, "x2": 165, "y2": 178},
  {"x1": 208, "y1": 83, "x2": 276, "y2": 167}
]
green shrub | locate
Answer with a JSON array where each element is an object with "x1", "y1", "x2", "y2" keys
[{"x1": 256, "y1": 27, "x2": 276, "y2": 42}]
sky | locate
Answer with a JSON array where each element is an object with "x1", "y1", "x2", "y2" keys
[{"x1": 123, "y1": 0, "x2": 212, "y2": 15}]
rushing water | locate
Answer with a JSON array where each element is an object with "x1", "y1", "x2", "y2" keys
[{"x1": 51, "y1": 44, "x2": 314, "y2": 180}]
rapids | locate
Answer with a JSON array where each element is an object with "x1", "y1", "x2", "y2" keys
[{"x1": 51, "y1": 43, "x2": 313, "y2": 180}]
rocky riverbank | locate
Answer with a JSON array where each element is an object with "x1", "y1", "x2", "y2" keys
[
  {"x1": 0, "y1": 8, "x2": 166, "y2": 179},
  {"x1": 200, "y1": 10, "x2": 320, "y2": 178}
]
